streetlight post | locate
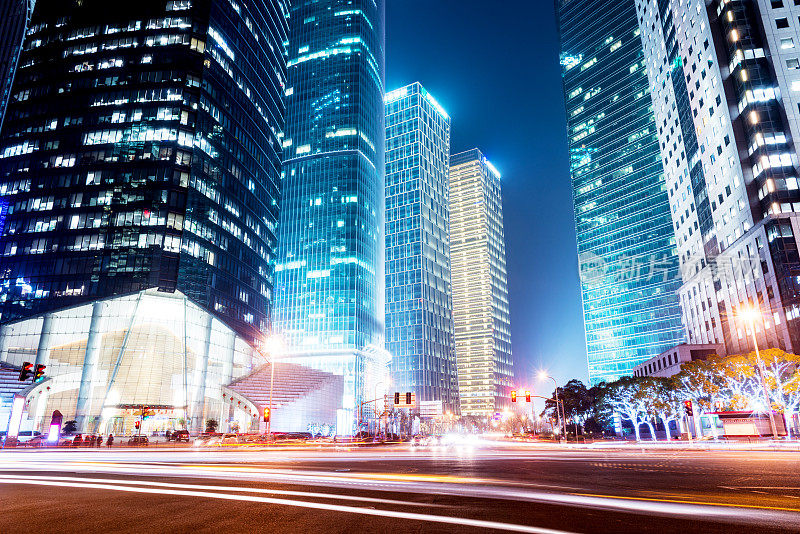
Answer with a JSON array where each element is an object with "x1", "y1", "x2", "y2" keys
[
  {"x1": 742, "y1": 307, "x2": 779, "y2": 438},
  {"x1": 540, "y1": 373, "x2": 564, "y2": 442}
]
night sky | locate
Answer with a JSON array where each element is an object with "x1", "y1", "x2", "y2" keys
[{"x1": 385, "y1": 0, "x2": 588, "y2": 391}]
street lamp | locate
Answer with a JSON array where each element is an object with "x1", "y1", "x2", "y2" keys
[
  {"x1": 739, "y1": 305, "x2": 779, "y2": 438},
  {"x1": 263, "y1": 334, "x2": 286, "y2": 442},
  {"x1": 539, "y1": 372, "x2": 564, "y2": 441}
]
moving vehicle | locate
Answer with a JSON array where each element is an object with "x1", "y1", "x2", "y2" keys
[
  {"x1": 127, "y1": 435, "x2": 149, "y2": 446},
  {"x1": 166, "y1": 429, "x2": 190, "y2": 442}
]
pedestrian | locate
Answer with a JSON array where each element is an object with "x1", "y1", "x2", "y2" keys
[
  {"x1": 106, "y1": 434, "x2": 114, "y2": 447},
  {"x1": 73, "y1": 434, "x2": 82, "y2": 447},
  {"x1": 96, "y1": 435, "x2": 103, "y2": 447}
]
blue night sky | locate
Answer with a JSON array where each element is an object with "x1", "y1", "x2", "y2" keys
[{"x1": 386, "y1": 0, "x2": 588, "y2": 390}]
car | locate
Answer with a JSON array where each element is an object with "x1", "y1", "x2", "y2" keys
[
  {"x1": 127, "y1": 435, "x2": 149, "y2": 446},
  {"x1": 196, "y1": 433, "x2": 237, "y2": 447},
  {"x1": 166, "y1": 429, "x2": 190, "y2": 442},
  {"x1": 193, "y1": 432, "x2": 221, "y2": 447},
  {"x1": 15, "y1": 430, "x2": 42, "y2": 443},
  {"x1": 24, "y1": 435, "x2": 50, "y2": 447},
  {"x1": 220, "y1": 433, "x2": 239, "y2": 445}
]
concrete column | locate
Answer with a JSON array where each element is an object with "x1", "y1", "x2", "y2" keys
[
  {"x1": 223, "y1": 331, "x2": 236, "y2": 430},
  {"x1": 75, "y1": 301, "x2": 104, "y2": 432},
  {"x1": 34, "y1": 312, "x2": 54, "y2": 367},
  {"x1": 191, "y1": 313, "x2": 214, "y2": 433},
  {"x1": 0, "y1": 324, "x2": 9, "y2": 364}
]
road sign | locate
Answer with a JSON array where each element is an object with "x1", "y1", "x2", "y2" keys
[{"x1": 419, "y1": 400, "x2": 442, "y2": 418}]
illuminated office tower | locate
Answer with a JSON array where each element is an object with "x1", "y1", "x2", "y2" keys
[
  {"x1": 449, "y1": 149, "x2": 513, "y2": 416},
  {"x1": 635, "y1": 0, "x2": 800, "y2": 354},
  {"x1": 0, "y1": 0, "x2": 33, "y2": 133},
  {"x1": 273, "y1": 0, "x2": 387, "y2": 433},
  {"x1": 0, "y1": 0, "x2": 289, "y2": 433},
  {"x1": 556, "y1": 0, "x2": 685, "y2": 384},
  {"x1": 384, "y1": 83, "x2": 459, "y2": 414}
]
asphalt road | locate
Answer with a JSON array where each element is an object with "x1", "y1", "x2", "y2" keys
[{"x1": 1, "y1": 440, "x2": 799, "y2": 533}]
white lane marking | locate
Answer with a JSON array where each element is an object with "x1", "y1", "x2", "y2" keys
[
  {"x1": 0, "y1": 474, "x2": 442, "y2": 508},
  {"x1": 0, "y1": 477, "x2": 574, "y2": 534}
]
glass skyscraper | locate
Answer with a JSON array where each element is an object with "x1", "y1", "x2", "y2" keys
[
  {"x1": 0, "y1": 0, "x2": 289, "y2": 433},
  {"x1": 273, "y1": 0, "x2": 387, "y2": 432},
  {"x1": 556, "y1": 0, "x2": 685, "y2": 384},
  {"x1": 0, "y1": 0, "x2": 33, "y2": 133},
  {"x1": 384, "y1": 83, "x2": 459, "y2": 414},
  {"x1": 449, "y1": 149, "x2": 513, "y2": 416}
]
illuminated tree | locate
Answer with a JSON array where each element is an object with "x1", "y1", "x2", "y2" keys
[
  {"x1": 649, "y1": 377, "x2": 682, "y2": 440},
  {"x1": 604, "y1": 376, "x2": 652, "y2": 441}
]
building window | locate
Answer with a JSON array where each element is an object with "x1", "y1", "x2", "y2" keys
[{"x1": 776, "y1": 18, "x2": 790, "y2": 29}]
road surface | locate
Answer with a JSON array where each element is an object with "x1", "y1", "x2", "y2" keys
[{"x1": 1, "y1": 440, "x2": 799, "y2": 533}]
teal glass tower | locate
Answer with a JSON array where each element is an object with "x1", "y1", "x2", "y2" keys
[
  {"x1": 556, "y1": 0, "x2": 685, "y2": 384},
  {"x1": 273, "y1": 0, "x2": 387, "y2": 432},
  {"x1": 384, "y1": 83, "x2": 459, "y2": 414}
]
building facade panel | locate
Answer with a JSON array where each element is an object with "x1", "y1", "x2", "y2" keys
[
  {"x1": 0, "y1": 0, "x2": 32, "y2": 133},
  {"x1": 0, "y1": 0, "x2": 288, "y2": 346},
  {"x1": 384, "y1": 82, "x2": 458, "y2": 413},
  {"x1": 0, "y1": 0, "x2": 289, "y2": 433},
  {"x1": 449, "y1": 149, "x2": 513, "y2": 416},
  {"x1": 635, "y1": 0, "x2": 800, "y2": 356},
  {"x1": 272, "y1": 0, "x2": 387, "y2": 433},
  {"x1": 557, "y1": 0, "x2": 686, "y2": 384}
]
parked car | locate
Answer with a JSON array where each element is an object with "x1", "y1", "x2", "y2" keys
[
  {"x1": 16, "y1": 430, "x2": 42, "y2": 443},
  {"x1": 166, "y1": 429, "x2": 190, "y2": 442},
  {"x1": 127, "y1": 435, "x2": 149, "y2": 446},
  {"x1": 24, "y1": 435, "x2": 49, "y2": 447}
]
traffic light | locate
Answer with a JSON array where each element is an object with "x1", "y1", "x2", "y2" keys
[
  {"x1": 134, "y1": 420, "x2": 140, "y2": 430},
  {"x1": 683, "y1": 400, "x2": 693, "y2": 417},
  {"x1": 34, "y1": 364, "x2": 46, "y2": 381},
  {"x1": 406, "y1": 392, "x2": 412, "y2": 405},
  {"x1": 511, "y1": 390, "x2": 517, "y2": 402},
  {"x1": 525, "y1": 391, "x2": 531, "y2": 402},
  {"x1": 263, "y1": 407, "x2": 270, "y2": 422},
  {"x1": 18, "y1": 362, "x2": 33, "y2": 381},
  {"x1": 394, "y1": 392, "x2": 400, "y2": 405}
]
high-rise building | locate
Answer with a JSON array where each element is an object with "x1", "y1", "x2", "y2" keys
[
  {"x1": 0, "y1": 0, "x2": 289, "y2": 433},
  {"x1": 273, "y1": 0, "x2": 387, "y2": 433},
  {"x1": 384, "y1": 83, "x2": 459, "y2": 414},
  {"x1": 0, "y1": 0, "x2": 33, "y2": 133},
  {"x1": 556, "y1": 0, "x2": 685, "y2": 384},
  {"x1": 636, "y1": 0, "x2": 800, "y2": 354},
  {"x1": 449, "y1": 149, "x2": 513, "y2": 416}
]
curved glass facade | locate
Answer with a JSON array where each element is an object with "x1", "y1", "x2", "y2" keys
[
  {"x1": 0, "y1": 0, "x2": 289, "y2": 345},
  {"x1": 557, "y1": 0, "x2": 685, "y2": 384},
  {"x1": 0, "y1": 289, "x2": 263, "y2": 435}
]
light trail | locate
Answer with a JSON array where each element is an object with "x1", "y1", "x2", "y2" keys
[
  {"x1": 0, "y1": 476, "x2": 574, "y2": 534},
  {"x1": 0, "y1": 473, "x2": 442, "y2": 508},
  {"x1": 1, "y1": 462, "x2": 798, "y2": 527}
]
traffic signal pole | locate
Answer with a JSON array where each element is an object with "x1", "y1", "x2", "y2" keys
[{"x1": 268, "y1": 360, "x2": 274, "y2": 442}]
